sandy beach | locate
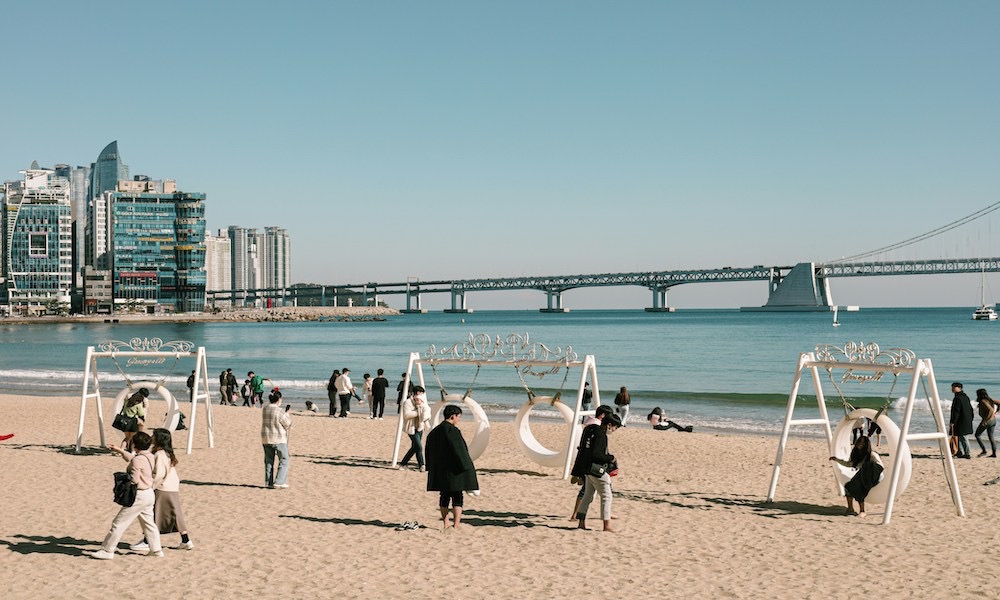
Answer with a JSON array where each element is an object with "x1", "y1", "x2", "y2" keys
[{"x1": 1, "y1": 394, "x2": 995, "y2": 599}]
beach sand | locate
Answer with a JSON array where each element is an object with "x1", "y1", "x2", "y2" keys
[{"x1": 1, "y1": 395, "x2": 994, "y2": 599}]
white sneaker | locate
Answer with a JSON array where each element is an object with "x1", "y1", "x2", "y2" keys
[
  {"x1": 129, "y1": 541, "x2": 149, "y2": 552},
  {"x1": 147, "y1": 550, "x2": 164, "y2": 557},
  {"x1": 273, "y1": 483, "x2": 289, "y2": 489},
  {"x1": 89, "y1": 549, "x2": 115, "y2": 560},
  {"x1": 175, "y1": 540, "x2": 195, "y2": 550}
]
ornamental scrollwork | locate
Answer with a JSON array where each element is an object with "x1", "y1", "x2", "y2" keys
[
  {"x1": 98, "y1": 338, "x2": 195, "y2": 353},
  {"x1": 815, "y1": 341, "x2": 915, "y2": 383},
  {"x1": 424, "y1": 333, "x2": 578, "y2": 364}
]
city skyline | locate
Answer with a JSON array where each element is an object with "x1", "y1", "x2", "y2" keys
[{"x1": 3, "y1": 2, "x2": 1000, "y2": 310}]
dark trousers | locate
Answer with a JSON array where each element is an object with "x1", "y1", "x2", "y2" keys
[
  {"x1": 338, "y1": 393, "x2": 352, "y2": 417},
  {"x1": 372, "y1": 398, "x2": 385, "y2": 418},
  {"x1": 400, "y1": 431, "x2": 424, "y2": 467},
  {"x1": 328, "y1": 392, "x2": 337, "y2": 416}
]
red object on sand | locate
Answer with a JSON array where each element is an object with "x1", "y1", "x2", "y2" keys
[{"x1": 0, "y1": 433, "x2": 14, "y2": 441}]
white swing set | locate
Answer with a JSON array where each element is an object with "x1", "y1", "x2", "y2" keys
[
  {"x1": 75, "y1": 338, "x2": 215, "y2": 455},
  {"x1": 766, "y1": 341, "x2": 965, "y2": 525},
  {"x1": 391, "y1": 333, "x2": 600, "y2": 479}
]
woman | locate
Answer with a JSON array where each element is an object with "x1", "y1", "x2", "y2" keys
[
  {"x1": 398, "y1": 385, "x2": 431, "y2": 471},
  {"x1": 262, "y1": 388, "x2": 292, "y2": 488},
  {"x1": 571, "y1": 412, "x2": 622, "y2": 532},
  {"x1": 829, "y1": 436, "x2": 884, "y2": 517},
  {"x1": 613, "y1": 386, "x2": 630, "y2": 427},
  {"x1": 121, "y1": 388, "x2": 149, "y2": 450},
  {"x1": 88, "y1": 431, "x2": 162, "y2": 559},
  {"x1": 129, "y1": 429, "x2": 194, "y2": 552},
  {"x1": 647, "y1": 407, "x2": 693, "y2": 432},
  {"x1": 326, "y1": 370, "x2": 340, "y2": 417},
  {"x1": 975, "y1": 388, "x2": 998, "y2": 458}
]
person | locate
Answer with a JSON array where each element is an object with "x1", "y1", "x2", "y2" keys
[
  {"x1": 241, "y1": 379, "x2": 252, "y2": 407},
  {"x1": 223, "y1": 368, "x2": 238, "y2": 405},
  {"x1": 613, "y1": 386, "x2": 631, "y2": 427},
  {"x1": 371, "y1": 368, "x2": 389, "y2": 420},
  {"x1": 829, "y1": 435, "x2": 884, "y2": 517},
  {"x1": 975, "y1": 388, "x2": 998, "y2": 458},
  {"x1": 88, "y1": 431, "x2": 163, "y2": 559},
  {"x1": 570, "y1": 405, "x2": 614, "y2": 519},
  {"x1": 129, "y1": 428, "x2": 194, "y2": 552},
  {"x1": 336, "y1": 368, "x2": 356, "y2": 418},
  {"x1": 425, "y1": 404, "x2": 479, "y2": 529},
  {"x1": 571, "y1": 412, "x2": 622, "y2": 532},
  {"x1": 261, "y1": 388, "x2": 292, "y2": 488},
  {"x1": 950, "y1": 382, "x2": 974, "y2": 459},
  {"x1": 248, "y1": 371, "x2": 268, "y2": 408},
  {"x1": 396, "y1": 373, "x2": 413, "y2": 414},
  {"x1": 581, "y1": 382, "x2": 593, "y2": 413},
  {"x1": 327, "y1": 369, "x2": 341, "y2": 417},
  {"x1": 186, "y1": 370, "x2": 195, "y2": 401},
  {"x1": 362, "y1": 373, "x2": 373, "y2": 417},
  {"x1": 219, "y1": 370, "x2": 228, "y2": 404},
  {"x1": 304, "y1": 400, "x2": 319, "y2": 413},
  {"x1": 121, "y1": 388, "x2": 149, "y2": 451},
  {"x1": 851, "y1": 416, "x2": 883, "y2": 447},
  {"x1": 398, "y1": 385, "x2": 431, "y2": 471},
  {"x1": 647, "y1": 407, "x2": 693, "y2": 432}
]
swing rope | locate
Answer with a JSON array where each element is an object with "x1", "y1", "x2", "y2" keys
[
  {"x1": 430, "y1": 361, "x2": 481, "y2": 402},
  {"x1": 514, "y1": 361, "x2": 571, "y2": 405}
]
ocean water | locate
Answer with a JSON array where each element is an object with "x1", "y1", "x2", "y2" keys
[{"x1": 1, "y1": 307, "x2": 995, "y2": 437}]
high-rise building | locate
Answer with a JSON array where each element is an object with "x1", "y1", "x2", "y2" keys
[
  {"x1": 86, "y1": 141, "x2": 128, "y2": 268},
  {"x1": 110, "y1": 183, "x2": 206, "y2": 313},
  {"x1": 204, "y1": 229, "x2": 232, "y2": 305},
  {"x1": 1, "y1": 164, "x2": 73, "y2": 314},
  {"x1": 53, "y1": 163, "x2": 90, "y2": 292},
  {"x1": 227, "y1": 226, "x2": 291, "y2": 306},
  {"x1": 261, "y1": 226, "x2": 291, "y2": 290},
  {"x1": 227, "y1": 226, "x2": 258, "y2": 297}
]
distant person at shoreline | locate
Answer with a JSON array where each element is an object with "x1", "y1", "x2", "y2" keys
[
  {"x1": 425, "y1": 404, "x2": 479, "y2": 529},
  {"x1": 248, "y1": 371, "x2": 268, "y2": 408},
  {"x1": 829, "y1": 435, "x2": 884, "y2": 517},
  {"x1": 225, "y1": 369, "x2": 238, "y2": 405},
  {"x1": 647, "y1": 407, "x2": 693, "y2": 432},
  {"x1": 362, "y1": 373, "x2": 373, "y2": 415},
  {"x1": 974, "y1": 388, "x2": 998, "y2": 458},
  {"x1": 186, "y1": 370, "x2": 195, "y2": 401},
  {"x1": 581, "y1": 382, "x2": 593, "y2": 421},
  {"x1": 305, "y1": 400, "x2": 319, "y2": 413},
  {"x1": 950, "y1": 382, "x2": 974, "y2": 459},
  {"x1": 327, "y1": 370, "x2": 341, "y2": 416},
  {"x1": 396, "y1": 373, "x2": 413, "y2": 414},
  {"x1": 261, "y1": 388, "x2": 292, "y2": 489},
  {"x1": 614, "y1": 386, "x2": 631, "y2": 427},
  {"x1": 398, "y1": 385, "x2": 431, "y2": 471},
  {"x1": 370, "y1": 369, "x2": 389, "y2": 420},
  {"x1": 335, "y1": 368, "x2": 357, "y2": 418}
]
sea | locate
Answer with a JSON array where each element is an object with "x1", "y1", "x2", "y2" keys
[{"x1": 2, "y1": 307, "x2": 996, "y2": 438}]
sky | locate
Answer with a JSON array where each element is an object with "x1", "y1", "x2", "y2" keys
[{"x1": 3, "y1": 1, "x2": 1000, "y2": 310}]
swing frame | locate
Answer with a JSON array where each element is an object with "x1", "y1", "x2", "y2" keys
[
  {"x1": 75, "y1": 338, "x2": 214, "y2": 455},
  {"x1": 391, "y1": 333, "x2": 600, "y2": 478},
  {"x1": 766, "y1": 342, "x2": 964, "y2": 525}
]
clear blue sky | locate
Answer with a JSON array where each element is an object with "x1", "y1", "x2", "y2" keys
[{"x1": 4, "y1": 1, "x2": 1000, "y2": 309}]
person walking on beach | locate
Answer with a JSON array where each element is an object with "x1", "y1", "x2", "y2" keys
[
  {"x1": 614, "y1": 386, "x2": 631, "y2": 427},
  {"x1": 950, "y1": 382, "x2": 974, "y2": 459},
  {"x1": 581, "y1": 382, "x2": 593, "y2": 413},
  {"x1": 362, "y1": 373, "x2": 374, "y2": 417},
  {"x1": 336, "y1": 368, "x2": 356, "y2": 418},
  {"x1": 371, "y1": 368, "x2": 389, "y2": 420},
  {"x1": 829, "y1": 435, "x2": 884, "y2": 517},
  {"x1": 327, "y1": 370, "x2": 341, "y2": 416},
  {"x1": 398, "y1": 385, "x2": 431, "y2": 471},
  {"x1": 974, "y1": 388, "x2": 998, "y2": 458},
  {"x1": 121, "y1": 388, "x2": 149, "y2": 451},
  {"x1": 396, "y1": 373, "x2": 413, "y2": 414},
  {"x1": 572, "y1": 412, "x2": 621, "y2": 532},
  {"x1": 248, "y1": 371, "x2": 268, "y2": 408},
  {"x1": 129, "y1": 428, "x2": 194, "y2": 552},
  {"x1": 88, "y1": 431, "x2": 162, "y2": 559},
  {"x1": 261, "y1": 388, "x2": 292, "y2": 489},
  {"x1": 226, "y1": 369, "x2": 239, "y2": 405},
  {"x1": 219, "y1": 369, "x2": 228, "y2": 404},
  {"x1": 425, "y1": 404, "x2": 479, "y2": 529},
  {"x1": 571, "y1": 405, "x2": 613, "y2": 519}
]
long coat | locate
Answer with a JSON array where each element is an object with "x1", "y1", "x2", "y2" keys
[
  {"x1": 951, "y1": 391, "x2": 974, "y2": 436},
  {"x1": 425, "y1": 420, "x2": 479, "y2": 492}
]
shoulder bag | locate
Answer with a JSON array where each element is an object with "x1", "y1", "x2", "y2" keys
[
  {"x1": 113, "y1": 455, "x2": 151, "y2": 507},
  {"x1": 112, "y1": 410, "x2": 138, "y2": 433}
]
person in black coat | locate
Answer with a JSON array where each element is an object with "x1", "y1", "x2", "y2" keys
[
  {"x1": 950, "y1": 382, "x2": 974, "y2": 459},
  {"x1": 425, "y1": 404, "x2": 479, "y2": 529},
  {"x1": 571, "y1": 413, "x2": 621, "y2": 532}
]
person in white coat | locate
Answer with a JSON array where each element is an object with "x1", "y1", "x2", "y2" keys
[{"x1": 398, "y1": 385, "x2": 431, "y2": 471}]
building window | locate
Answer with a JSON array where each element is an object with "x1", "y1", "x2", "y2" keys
[{"x1": 29, "y1": 233, "x2": 48, "y2": 258}]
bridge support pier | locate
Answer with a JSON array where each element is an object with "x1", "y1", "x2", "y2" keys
[
  {"x1": 443, "y1": 289, "x2": 473, "y2": 314},
  {"x1": 645, "y1": 285, "x2": 676, "y2": 312},
  {"x1": 401, "y1": 288, "x2": 427, "y2": 314},
  {"x1": 540, "y1": 290, "x2": 570, "y2": 313}
]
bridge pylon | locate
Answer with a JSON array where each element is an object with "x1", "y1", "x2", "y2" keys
[{"x1": 741, "y1": 262, "x2": 833, "y2": 312}]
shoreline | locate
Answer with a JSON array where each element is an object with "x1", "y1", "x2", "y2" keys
[{"x1": 0, "y1": 305, "x2": 400, "y2": 325}]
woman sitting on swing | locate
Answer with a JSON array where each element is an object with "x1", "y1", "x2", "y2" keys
[{"x1": 829, "y1": 436, "x2": 884, "y2": 517}]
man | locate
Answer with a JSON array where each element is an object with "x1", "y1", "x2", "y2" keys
[
  {"x1": 581, "y1": 382, "x2": 593, "y2": 411},
  {"x1": 950, "y1": 382, "x2": 974, "y2": 459},
  {"x1": 425, "y1": 405, "x2": 479, "y2": 529},
  {"x1": 396, "y1": 373, "x2": 413, "y2": 414},
  {"x1": 186, "y1": 370, "x2": 195, "y2": 402},
  {"x1": 248, "y1": 371, "x2": 267, "y2": 408},
  {"x1": 261, "y1": 388, "x2": 292, "y2": 489},
  {"x1": 370, "y1": 368, "x2": 390, "y2": 420},
  {"x1": 219, "y1": 370, "x2": 228, "y2": 404},
  {"x1": 226, "y1": 369, "x2": 239, "y2": 405},
  {"x1": 335, "y1": 368, "x2": 356, "y2": 418}
]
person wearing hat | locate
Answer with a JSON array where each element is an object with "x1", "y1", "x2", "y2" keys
[
  {"x1": 571, "y1": 411, "x2": 621, "y2": 532},
  {"x1": 950, "y1": 382, "x2": 974, "y2": 459}
]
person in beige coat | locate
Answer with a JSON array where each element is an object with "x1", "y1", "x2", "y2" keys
[{"x1": 398, "y1": 385, "x2": 431, "y2": 471}]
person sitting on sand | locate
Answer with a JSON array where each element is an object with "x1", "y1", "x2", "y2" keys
[
  {"x1": 304, "y1": 401, "x2": 319, "y2": 413},
  {"x1": 647, "y1": 407, "x2": 693, "y2": 432},
  {"x1": 829, "y1": 436, "x2": 884, "y2": 517}
]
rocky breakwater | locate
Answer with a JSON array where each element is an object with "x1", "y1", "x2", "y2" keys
[{"x1": 217, "y1": 306, "x2": 400, "y2": 322}]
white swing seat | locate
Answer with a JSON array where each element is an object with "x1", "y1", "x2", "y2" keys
[{"x1": 514, "y1": 396, "x2": 575, "y2": 468}]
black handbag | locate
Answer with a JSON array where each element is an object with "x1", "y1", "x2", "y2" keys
[
  {"x1": 113, "y1": 471, "x2": 137, "y2": 507},
  {"x1": 112, "y1": 412, "x2": 138, "y2": 433},
  {"x1": 588, "y1": 462, "x2": 608, "y2": 477}
]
